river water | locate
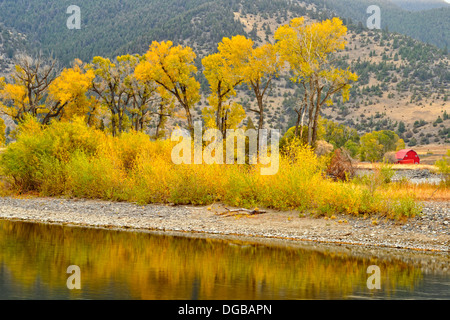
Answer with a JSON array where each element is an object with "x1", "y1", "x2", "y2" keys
[{"x1": 0, "y1": 219, "x2": 448, "y2": 300}]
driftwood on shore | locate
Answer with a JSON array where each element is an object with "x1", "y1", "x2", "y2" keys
[{"x1": 217, "y1": 207, "x2": 267, "y2": 217}]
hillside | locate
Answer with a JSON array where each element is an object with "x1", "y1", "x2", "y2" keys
[
  {"x1": 390, "y1": 0, "x2": 450, "y2": 11},
  {"x1": 0, "y1": 0, "x2": 327, "y2": 65},
  {"x1": 0, "y1": 0, "x2": 448, "y2": 64},
  {"x1": 0, "y1": 0, "x2": 448, "y2": 147},
  {"x1": 323, "y1": 0, "x2": 450, "y2": 49},
  {"x1": 0, "y1": 24, "x2": 27, "y2": 76},
  {"x1": 216, "y1": 12, "x2": 450, "y2": 146}
]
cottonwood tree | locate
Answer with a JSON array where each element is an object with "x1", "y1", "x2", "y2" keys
[
  {"x1": 359, "y1": 130, "x2": 405, "y2": 162},
  {"x1": 275, "y1": 17, "x2": 358, "y2": 147},
  {"x1": 135, "y1": 41, "x2": 200, "y2": 135},
  {"x1": 152, "y1": 87, "x2": 175, "y2": 140},
  {"x1": 0, "y1": 55, "x2": 96, "y2": 126},
  {"x1": 119, "y1": 55, "x2": 159, "y2": 133},
  {"x1": 47, "y1": 59, "x2": 96, "y2": 125},
  {"x1": 245, "y1": 43, "x2": 282, "y2": 149},
  {"x1": 87, "y1": 55, "x2": 157, "y2": 136},
  {"x1": 0, "y1": 53, "x2": 59, "y2": 123},
  {"x1": 87, "y1": 56, "x2": 128, "y2": 136},
  {"x1": 202, "y1": 35, "x2": 252, "y2": 136}
]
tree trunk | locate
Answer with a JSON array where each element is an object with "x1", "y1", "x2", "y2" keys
[
  {"x1": 111, "y1": 110, "x2": 117, "y2": 137},
  {"x1": 312, "y1": 103, "x2": 321, "y2": 147},
  {"x1": 215, "y1": 81, "x2": 223, "y2": 134},
  {"x1": 118, "y1": 108, "x2": 123, "y2": 134},
  {"x1": 307, "y1": 79, "x2": 317, "y2": 146},
  {"x1": 295, "y1": 109, "x2": 302, "y2": 137},
  {"x1": 307, "y1": 104, "x2": 315, "y2": 146},
  {"x1": 256, "y1": 94, "x2": 264, "y2": 153},
  {"x1": 312, "y1": 88, "x2": 322, "y2": 147},
  {"x1": 139, "y1": 113, "x2": 145, "y2": 132},
  {"x1": 155, "y1": 104, "x2": 165, "y2": 139},
  {"x1": 295, "y1": 92, "x2": 308, "y2": 139},
  {"x1": 183, "y1": 104, "x2": 194, "y2": 137}
]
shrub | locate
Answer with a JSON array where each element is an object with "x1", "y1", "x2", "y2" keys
[
  {"x1": 326, "y1": 149, "x2": 355, "y2": 181},
  {"x1": 359, "y1": 130, "x2": 404, "y2": 162},
  {"x1": 388, "y1": 195, "x2": 423, "y2": 219},
  {"x1": 315, "y1": 140, "x2": 334, "y2": 157},
  {"x1": 383, "y1": 152, "x2": 398, "y2": 164},
  {"x1": 0, "y1": 118, "x2": 423, "y2": 220},
  {"x1": 436, "y1": 150, "x2": 450, "y2": 187}
]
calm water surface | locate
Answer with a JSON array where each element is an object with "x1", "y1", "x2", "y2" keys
[{"x1": 0, "y1": 220, "x2": 448, "y2": 300}]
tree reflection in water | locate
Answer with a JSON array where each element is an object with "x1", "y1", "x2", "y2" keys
[{"x1": 0, "y1": 220, "x2": 425, "y2": 300}]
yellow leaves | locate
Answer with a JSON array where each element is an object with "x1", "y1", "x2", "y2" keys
[
  {"x1": 0, "y1": 58, "x2": 97, "y2": 124},
  {"x1": 137, "y1": 41, "x2": 198, "y2": 90},
  {"x1": 202, "y1": 53, "x2": 233, "y2": 96},
  {"x1": 290, "y1": 17, "x2": 306, "y2": 29},
  {"x1": 89, "y1": 56, "x2": 116, "y2": 79},
  {"x1": 245, "y1": 43, "x2": 282, "y2": 87},
  {"x1": 348, "y1": 72, "x2": 359, "y2": 82},
  {"x1": 0, "y1": 118, "x2": 5, "y2": 147},
  {"x1": 47, "y1": 61, "x2": 95, "y2": 123},
  {"x1": 202, "y1": 106, "x2": 217, "y2": 130},
  {"x1": 217, "y1": 35, "x2": 253, "y2": 69},
  {"x1": 136, "y1": 41, "x2": 200, "y2": 128},
  {"x1": 225, "y1": 102, "x2": 246, "y2": 130},
  {"x1": 1, "y1": 83, "x2": 28, "y2": 103},
  {"x1": 202, "y1": 35, "x2": 254, "y2": 102},
  {"x1": 14, "y1": 64, "x2": 27, "y2": 79},
  {"x1": 0, "y1": 72, "x2": 28, "y2": 108},
  {"x1": 274, "y1": 17, "x2": 358, "y2": 127},
  {"x1": 49, "y1": 65, "x2": 94, "y2": 106},
  {"x1": 202, "y1": 35, "x2": 255, "y2": 131},
  {"x1": 0, "y1": 82, "x2": 29, "y2": 119},
  {"x1": 202, "y1": 102, "x2": 245, "y2": 130},
  {"x1": 275, "y1": 17, "x2": 349, "y2": 80},
  {"x1": 15, "y1": 114, "x2": 43, "y2": 137}
]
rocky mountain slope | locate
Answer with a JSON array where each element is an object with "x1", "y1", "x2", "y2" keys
[{"x1": 0, "y1": 0, "x2": 448, "y2": 146}]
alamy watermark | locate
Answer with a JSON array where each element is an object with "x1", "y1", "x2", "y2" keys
[
  {"x1": 367, "y1": 5, "x2": 381, "y2": 30},
  {"x1": 171, "y1": 121, "x2": 280, "y2": 176},
  {"x1": 67, "y1": 5, "x2": 81, "y2": 30},
  {"x1": 67, "y1": 265, "x2": 81, "y2": 290},
  {"x1": 367, "y1": 265, "x2": 381, "y2": 290}
]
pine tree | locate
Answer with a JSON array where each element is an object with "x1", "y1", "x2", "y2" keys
[{"x1": 397, "y1": 121, "x2": 406, "y2": 134}]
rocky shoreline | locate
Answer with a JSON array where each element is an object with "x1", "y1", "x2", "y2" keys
[{"x1": 0, "y1": 197, "x2": 448, "y2": 253}]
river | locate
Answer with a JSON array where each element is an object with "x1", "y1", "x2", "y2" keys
[{"x1": 0, "y1": 219, "x2": 448, "y2": 300}]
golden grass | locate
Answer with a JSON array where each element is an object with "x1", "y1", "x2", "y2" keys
[
  {"x1": 355, "y1": 162, "x2": 439, "y2": 172},
  {"x1": 386, "y1": 183, "x2": 450, "y2": 202}
]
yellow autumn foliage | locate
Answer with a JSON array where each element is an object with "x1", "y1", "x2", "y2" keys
[
  {"x1": 135, "y1": 41, "x2": 200, "y2": 132},
  {"x1": 0, "y1": 220, "x2": 424, "y2": 299},
  {"x1": 0, "y1": 117, "x2": 422, "y2": 219}
]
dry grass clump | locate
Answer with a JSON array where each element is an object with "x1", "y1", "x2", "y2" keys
[
  {"x1": 326, "y1": 148, "x2": 355, "y2": 182},
  {"x1": 383, "y1": 152, "x2": 398, "y2": 164}
]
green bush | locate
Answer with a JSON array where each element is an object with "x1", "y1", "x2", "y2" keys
[{"x1": 436, "y1": 150, "x2": 450, "y2": 187}]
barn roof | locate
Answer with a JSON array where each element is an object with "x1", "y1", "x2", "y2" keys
[{"x1": 396, "y1": 149, "x2": 417, "y2": 159}]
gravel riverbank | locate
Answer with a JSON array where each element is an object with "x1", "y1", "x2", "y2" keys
[
  {"x1": 0, "y1": 197, "x2": 448, "y2": 252},
  {"x1": 356, "y1": 168, "x2": 444, "y2": 185}
]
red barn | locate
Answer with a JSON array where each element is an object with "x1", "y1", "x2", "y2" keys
[{"x1": 396, "y1": 149, "x2": 420, "y2": 164}]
